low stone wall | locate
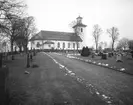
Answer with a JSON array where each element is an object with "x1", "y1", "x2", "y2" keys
[{"x1": 36, "y1": 49, "x2": 81, "y2": 53}]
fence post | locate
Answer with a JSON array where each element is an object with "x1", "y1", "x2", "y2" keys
[{"x1": 26, "y1": 53, "x2": 30, "y2": 68}]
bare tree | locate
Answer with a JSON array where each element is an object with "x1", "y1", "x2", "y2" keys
[
  {"x1": 92, "y1": 24, "x2": 102, "y2": 52},
  {"x1": 0, "y1": 0, "x2": 26, "y2": 18},
  {"x1": 128, "y1": 40, "x2": 133, "y2": 50},
  {"x1": 22, "y1": 16, "x2": 37, "y2": 52},
  {"x1": 15, "y1": 16, "x2": 37, "y2": 52},
  {"x1": 107, "y1": 27, "x2": 119, "y2": 51},
  {"x1": 12, "y1": 17, "x2": 26, "y2": 52},
  {"x1": 103, "y1": 41, "x2": 107, "y2": 49},
  {"x1": 0, "y1": 14, "x2": 24, "y2": 59},
  {"x1": 69, "y1": 20, "x2": 77, "y2": 28},
  {"x1": 116, "y1": 37, "x2": 129, "y2": 50},
  {"x1": 0, "y1": 34, "x2": 5, "y2": 52},
  {"x1": 99, "y1": 41, "x2": 107, "y2": 50},
  {"x1": 0, "y1": 0, "x2": 26, "y2": 59}
]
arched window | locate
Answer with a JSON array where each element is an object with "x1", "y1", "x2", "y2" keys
[
  {"x1": 68, "y1": 43, "x2": 70, "y2": 48},
  {"x1": 81, "y1": 28, "x2": 83, "y2": 32},
  {"x1": 36, "y1": 42, "x2": 41, "y2": 48},
  {"x1": 57, "y1": 42, "x2": 60, "y2": 48},
  {"x1": 77, "y1": 43, "x2": 80, "y2": 48},
  {"x1": 73, "y1": 43, "x2": 75, "y2": 49},
  {"x1": 63, "y1": 42, "x2": 65, "y2": 49}
]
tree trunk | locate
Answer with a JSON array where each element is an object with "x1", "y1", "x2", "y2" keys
[
  {"x1": 112, "y1": 41, "x2": 114, "y2": 51},
  {"x1": 24, "y1": 46, "x2": 26, "y2": 53},
  {"x1": 24, "y1": 45, "x2": 28, "y2": 53},
  {"x1": 96, "y1": 43, "x2": 98, "y2": 53},
  {"x1": 19, "y1": 46, "x2": 22, "y2": 53},
  {"x1": 23, "y1": 41, "x2": 28, "y2": 53},
  {"x1": 11, "y1": 39, "x2": 14, "y2": 60}
]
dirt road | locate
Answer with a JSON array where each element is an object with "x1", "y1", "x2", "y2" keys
[{"x1": 6, "y1": 53, "x2": 107, "y2": 105}]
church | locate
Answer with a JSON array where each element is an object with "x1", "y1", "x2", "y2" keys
[{"x1": 29, "y1": 16, "x2": 87, "y2": 50}]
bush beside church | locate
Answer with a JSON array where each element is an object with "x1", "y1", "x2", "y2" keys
[{"x1": 81, "y1": 47, "x2": 92, "y2": 57}]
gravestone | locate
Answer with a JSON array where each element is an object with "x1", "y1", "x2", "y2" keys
[
  {"x1": 116, "y1": 54, "x2": 122, "y2": 62},
  {"x1": 101, "y1": 53, "x2": 107, "y2": 59},
  {"x1": 91, "y1": 52, "x2": 95, "y2": 58},
  {"x1": 108, "y1": 52, "x2": 112, "y2": 57}
]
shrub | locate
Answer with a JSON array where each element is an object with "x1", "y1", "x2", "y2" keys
[{"x1": 81, "y1": 47, "x2": 91, "y2": 57}]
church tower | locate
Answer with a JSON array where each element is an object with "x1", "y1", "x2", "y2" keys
[{"x1": 73, "y1": 16, "x2": 87, "y2": 46}]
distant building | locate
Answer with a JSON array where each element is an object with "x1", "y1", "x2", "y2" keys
[{"x1": 29, "y1": 16, "x2": 87, "y2": 50}]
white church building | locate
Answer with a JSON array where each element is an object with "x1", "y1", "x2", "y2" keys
[{"x1": 29, "y1": 16, "x2": 87, "y2": 50}]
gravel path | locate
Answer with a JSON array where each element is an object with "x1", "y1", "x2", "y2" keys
[{"x1": 6, "y1": 53, "x2": 107, "y2": 105}]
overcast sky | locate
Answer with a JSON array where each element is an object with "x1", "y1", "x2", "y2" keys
[{"x1": 26, "y1": 0, "x2": 133, "y2": 47}]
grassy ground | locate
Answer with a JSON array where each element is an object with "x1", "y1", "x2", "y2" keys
[
  {"x1": 51, "y1": 52, "x2": 133, "y2": 104},
  {"x1": 51, "y1": 52, "x2": 133, "y2": 105},
  {"x1": 72, "y1": 54, "x2": 133, "y2": 75},
  {"x1": 4, "y1": 53, "x2": 107, "y2": 105}
]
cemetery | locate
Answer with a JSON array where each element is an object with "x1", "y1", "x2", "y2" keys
[
  {"x1": 67, "y1": 48, "x2": 133, "y2": 75},
  {"x1": 0, "y1": 0, "x2": 133, "y2": 104}
]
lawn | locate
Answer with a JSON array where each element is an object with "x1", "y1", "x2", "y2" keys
[
  {"x1": 3, "y1": 53, "x2": 108, "y2": 105},
  {"x1": 71, "y1": 53, "x2": 133, "y2": 75}
]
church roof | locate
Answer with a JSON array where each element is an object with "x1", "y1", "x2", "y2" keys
[
  {"x1": 43, "y1": 41, "x2": 54, "y2": 44},
  {"x1": 72, "y1": 23, "x2": 87, "y2": 28},
  {"x1": 76, "y1": 15, "x2": 83, "y2": 19},
  {"x1": 30, "y1": 30, "x2": 82, "y2": 42}
]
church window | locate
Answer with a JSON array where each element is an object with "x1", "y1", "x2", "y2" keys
[
  {"x1": 48, "y1": 44, "x2": 51, "y2": 47},
  {"x1": 73, "y1": 43, "x2": 75, "y2": 49},
  {"x1": 63, "y1": 42, "x2": 65, "y2": 48},
  {"x1": 81, "y1": 28, "x2": 83, "y2": 32},
  {"x1": 68, "y1": 43, "x2": 70, "y2": 48},
  {"x1": 77, "y1": 43, "x2": 80, "y2": 48},
  {"x1": 36, "y1": 42, "x2": 41, "y2": 48},
  {"x1": 57, "y1": 42, "x2": 60, "y2": 48}
]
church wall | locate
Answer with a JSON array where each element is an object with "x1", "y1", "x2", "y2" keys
[
  {"x1": 49, "y1": 40, "x2": 82, "y2": 50},
  {"x1": 75, "y1": 27, "x2": 86, "y2": 47},
  {"x1": 28, "y1": 16, "x2": 86, "y2": 51},
  {"x1": 30, "y1": 40, "x2": 43, "y2": 49},
  {"x1": 30, "y1": 40, "x2": 82, "y2": 50}
]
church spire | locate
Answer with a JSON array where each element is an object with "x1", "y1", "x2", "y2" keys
[
  {"x1": 76, "y1": 15, "x2": 83, "y2": 24},
  {"x1": 72, "y1": 16, "x2": 87, "y2": 28}
]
